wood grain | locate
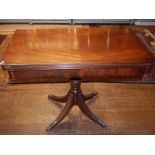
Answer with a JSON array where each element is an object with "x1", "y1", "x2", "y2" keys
[
  {"x1": 0, "y1": 82, "x2": 155, "y2": 134},
  {"x1": 0, "y1": 25, "x2": 155, "y2": 134},
  {"x1": 6, "y1": 67, "x2": 146, "y2": 84},
  {"x1": 2, "y1": 27, "x2": 154, "y2": 84},
  {"x1": 3, "y1": 27, "x2": 153, "y2": 65}
]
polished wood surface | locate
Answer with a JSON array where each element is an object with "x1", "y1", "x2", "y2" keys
[
  {"x1": 3, "y1": 27, "x2": 153, "y2": 66},
  {"x1": 47, "y1": 79, "x2": 106, "y2": 132},
  {"x1": 8, "y1": 67, "x2": 146, "y2": 83},
  {"x1": 0, "y1": 25, "x2": 155, "y2": 134},
  {"x1": 1, "y1": 27, "x2": 155, "y2": 132},
  {"x1": 1, "y1": 25, "x2": 155, "y2": 83},
  {"x1": 2, "y1": 27, "x2": 154, "y2": 84}
]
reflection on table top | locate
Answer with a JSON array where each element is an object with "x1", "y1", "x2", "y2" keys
[{"x1": 3, "y1": 27, "x2": 153, "y2": 65}]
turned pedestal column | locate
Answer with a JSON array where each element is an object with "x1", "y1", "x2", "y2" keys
[{"x1": 46, "y1": 79, "x2": 106, "y2": 132}]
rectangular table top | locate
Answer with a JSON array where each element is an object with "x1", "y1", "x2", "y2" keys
[{"x1": 2, "y1": 27, "x2": 154, "y2": 68}]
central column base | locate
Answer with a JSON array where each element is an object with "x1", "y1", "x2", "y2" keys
[{"x1": 46, "y1": 79, "x2": 106, "y2": 132}]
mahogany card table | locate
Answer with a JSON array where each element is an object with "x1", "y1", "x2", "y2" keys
[{"x1": 1, "y1": 27, "x2": 155, "y2": 132}]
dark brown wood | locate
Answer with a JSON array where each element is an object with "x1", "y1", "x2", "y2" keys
[
  {"x1": 2, "y1": 27, "x2": 154, "y2": 84},
  {"x1": 1, "y1": 27, "x2": 155, "y2": 132},
  {"x1": 47, "y1": 79, "x2": 106, "y2": 132},
  {"x1": 4, "y1": 67, "x2": 148, "y2": 84},
  {"x1": 48, "y1": 93, "x2": 69, "y2": 103},
  {"x1": 1, "y1": 25, "x2": 155, "y2": 134},
  {"x1": 143, "y1": 64, "x2": 155, "y2": 82}
]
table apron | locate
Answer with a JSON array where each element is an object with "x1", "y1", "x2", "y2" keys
[{"x1": 7, "y1": 67, "x2": 148, "y2": 83}]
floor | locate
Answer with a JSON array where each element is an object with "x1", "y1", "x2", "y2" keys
[
  {"x1": 0, "y1": 82, "x2": 155, "y2": 135},
  {"x1": 0, "y1": 24, "x2": 155, "y2": 135}
]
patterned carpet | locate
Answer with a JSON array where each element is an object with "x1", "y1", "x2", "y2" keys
[
  {"x1": 131, "y1": 27, "x2": 155, "y2": 82},
  {"x1": 130, "y1": 26, "x2": 155, "y2": 50},
  {"x1": 0, "y1": 34, "x2": 12, "y2": 85},
  {"x1": 0, "y1": 35, "x2": 6, "y2": 45}
]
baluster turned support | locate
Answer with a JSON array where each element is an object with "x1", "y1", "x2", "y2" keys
[{"x1": 47, "y1": 79, "x2": 106, "y2": 132}]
